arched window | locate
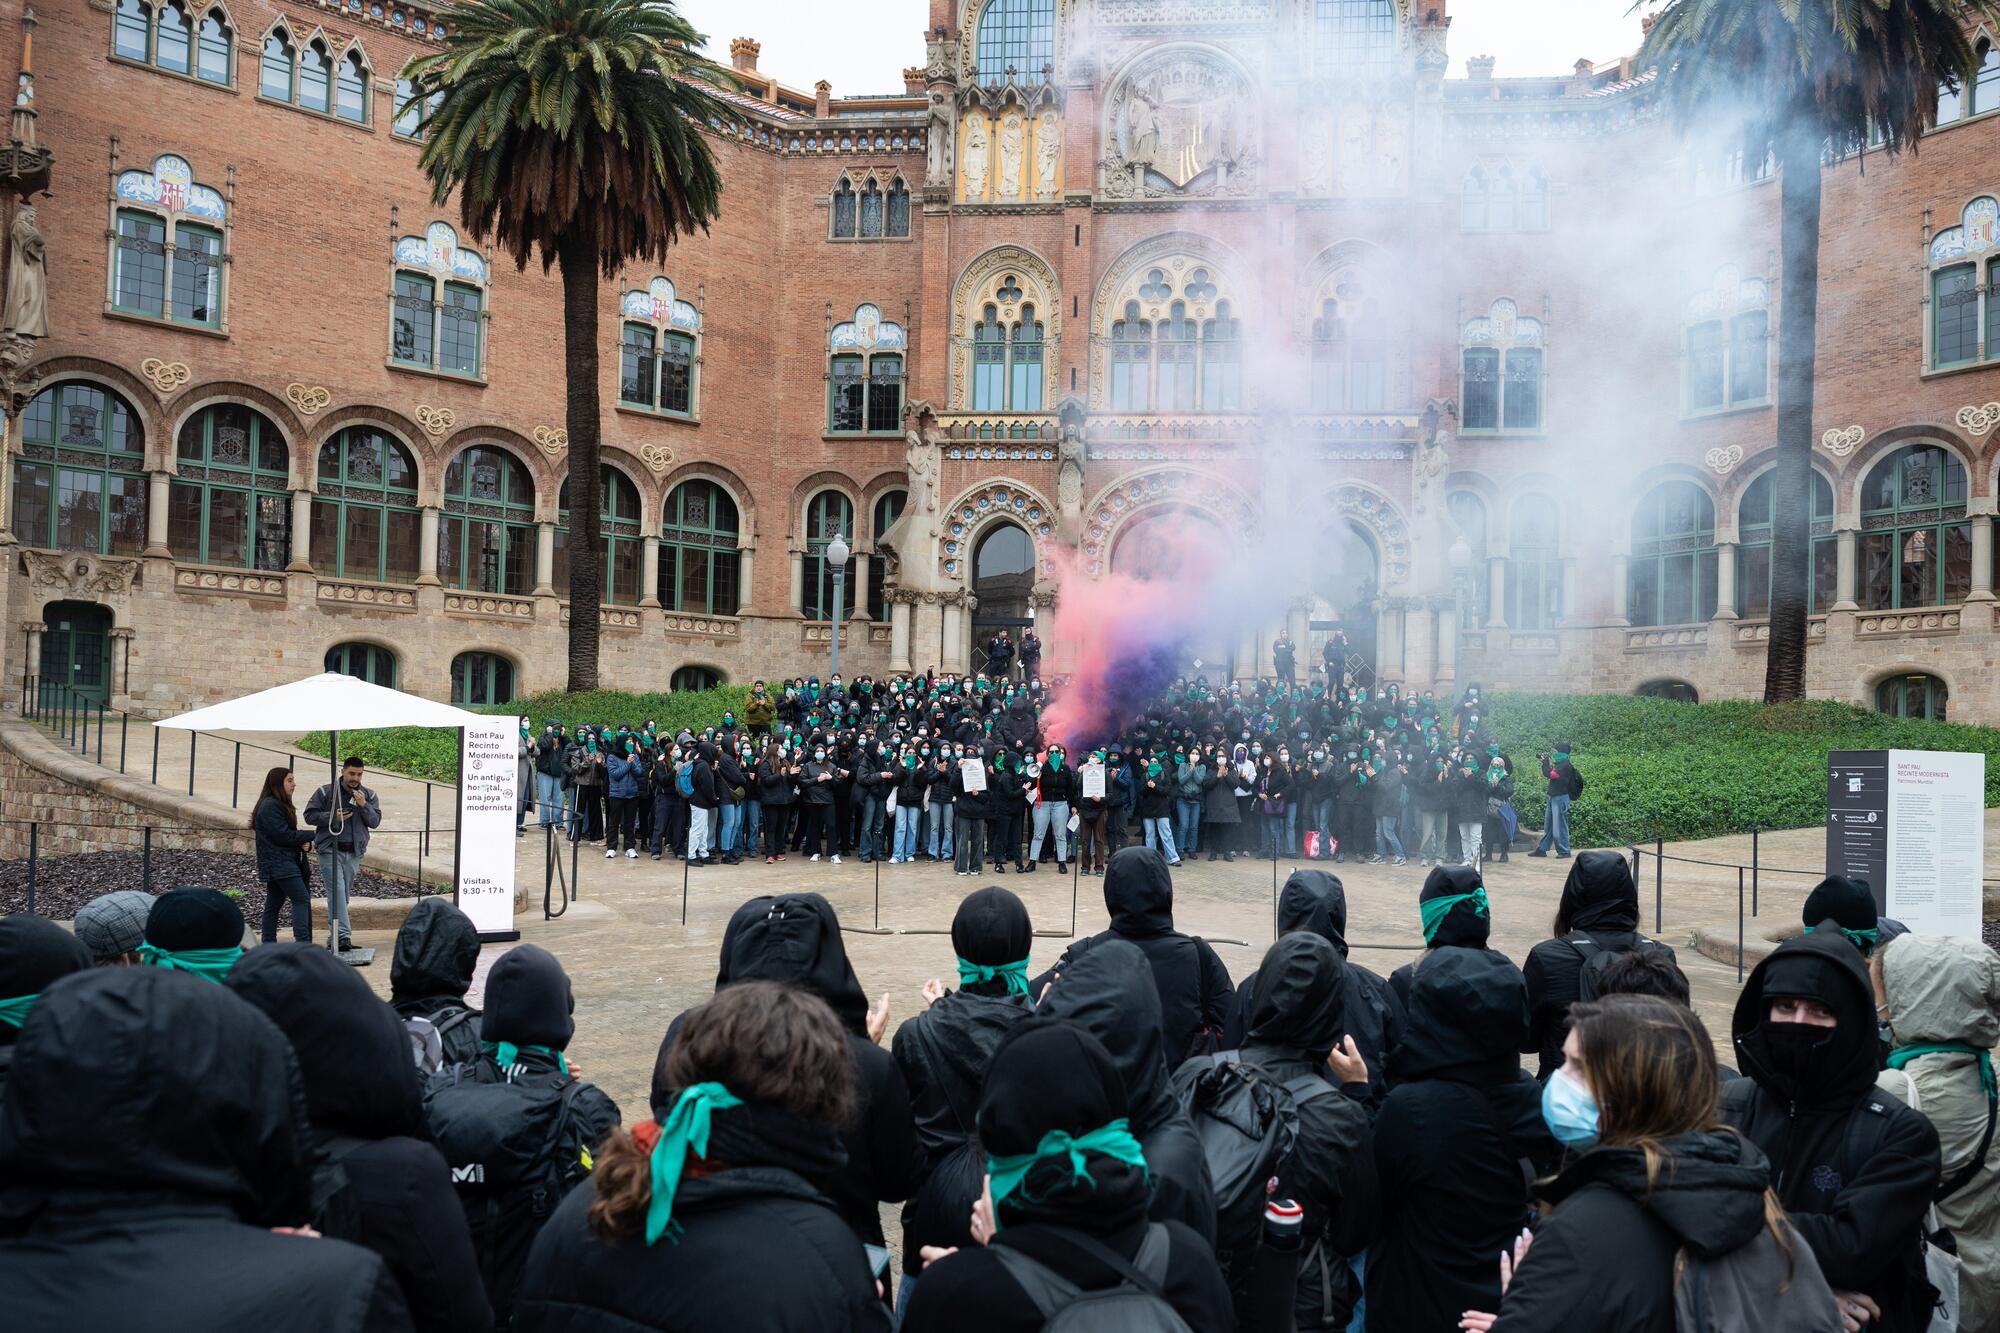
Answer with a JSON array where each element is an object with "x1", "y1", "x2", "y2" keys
[
  {"x1": 1520, "y1": 168, "x2": 1549, "y2": 230},
  {"x1": 554, "y1": 466, "x2": 643, "y2": 605},
  {"x1": 1460, "y1": 167, "x2": 1487, "y2": 231},
  {"x1": 335, "y1": 50, "x2": 369, "y2": 123},
  {"x1": 298, "y1": 39, "x2": 333, "y2": 114},
  {"x1": 1973, "y1": 40, "x2": 2000, "y2": 115},
  {"x1": 1637, "y1": 679, "x2": 1700, "y2": 703},
  {"x1": 887, "y1": 179, "x2": 911, "y2": 237},
  {"x1": 827, "y1": 305, "x2": 905, "y2": 435},
  {"x1": 1860, "y1": 444, "x2": 1971, "y2": 610},
  {"x1": 392, "y1": 221, "x2": 488, "y2": 378},
  {"x1": 117, "y1": 0, "x2": 153, "y2": 62},
  {"x1": 1447, "y1": 491, "x2": 1487, "y2": 626},
  {"x1": 831, "y1": 178, "x2": 856, "y2": 238},
  {"x1": 170, "y1": 404, "x2": 290, "y2": 570},
  {"x1": 1927, "y1": 198, "x2": 1999, "y2": 370},
  {"x1": 1876, "y1": 673, "x2": 1948, "y2": 721},
  {"x1": 671, "y1": 665, "x2": 722, "y2": 692},
  {"x1": 450, "y1": 651, "x2": 515, "y2": 706},
  {"x1": 1460, "y1": 299, "x2": 1544, "y2": 432},
  {"x1": 1313, "y1": 0, "x2": 1395, "y2": 75},
  {"x1": 801, "y1": 490, "x2": 856, "y2": 620},
  {"x1": 197, "y1": 10, "x2": 232, "y2": 83},
  {"x1": 394, "y1": 75, "x2": 440, "y2": 139},
  {"x1": 1157, "y1": 301, "x2": 1197, "y2": 411},
  {"x1": 325, "y1": 641, "x2": 396, "y2": 686},
  {"x1": 1104, "y1": 265, "x2": 1243, "y2": 414},
  {"x1": 1507, "y1": 494, "x2": 1563, "y2": 631},
  {"x1": 440, "y1": 447, "x2": 535, "y2": 596},
  {"x1": 860, "y1": 179, "x2": 885, "y2": 238},
  {"x1": 660, "y1": 480, "x2": 741, "y2": 615},
  {"x1": 1309, "y1": 264, "x2": 1395, "y2": 412},
  {"x1": 1488, "y1": 166, "x2": 1518, "y2": 231},
  {"x1": 975, "y1": 0, "x2": 1055, "y2": 86},
  {"x1": 1201, "y1": 300, "x2": 1241, "y2": 410},
  {"x1": 618, "y1": 277, "x2": 702, "y2": 417},
  {"x1": 11, "y1": 383, "x2": 147, "y2": 555},
  {"x1": 1685, "y1": 265, "x2": 1770, "y2": 411},
  {"x1": 1110, "y1": 302, "x2": 1152, "y2": 411},
  {"x1": 259, "y1": 27, "x2": 294, "y2": 99},
  {"x1": 867, "y1": 489, "x2": 907, "y2": 621},
  {"x1": 112, "y1": 153, "x2": 227, "y2": 328},
  {"x1": 1629, "y1": 481, "x2": 1718, "y2": 627},
  {"x1": 1737, "y1": 469, "x2": 1836, "y2": 618},
  {"x1": 313, "y1": 427, "x2": 420, "y2": 583},
  {"x1": 155, "y1": 0, "x2": 193, "y2": 73}
]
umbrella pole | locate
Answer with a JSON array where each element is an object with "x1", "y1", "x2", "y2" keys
[{"x1": 324, "y1": 729, "x2": 339, "y2": 952}]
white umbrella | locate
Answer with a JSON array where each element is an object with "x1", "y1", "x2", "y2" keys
[{"x1": 155, "y1": 671, "x2": 487, "y2": 732}]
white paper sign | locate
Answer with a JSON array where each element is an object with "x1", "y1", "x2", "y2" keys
[
  {"x1": 1884, "y1": 749, "x2": 1985, "y2": 940},
  {"x1": 959, "y1": 758, "x2": 987, "y2": 794},
  {"x1": 455, "y1": 718, "x2": 519, "y2": 938},
  {"x1": 1081, "y1": 764, "x2": 1107, "y2": 801}
]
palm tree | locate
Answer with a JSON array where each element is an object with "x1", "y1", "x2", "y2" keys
[
  {"x1": 405, "y1": 0, "x2": 730, "y2": 692},
  {"x1": 1641, "y1": 0, "x2": 1995, "y2": 703}
]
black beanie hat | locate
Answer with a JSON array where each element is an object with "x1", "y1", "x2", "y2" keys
[
  {"x1": 977, "y1": 1018, "x2": 1128, "y2": 1157},
  {"x1": 1418, "y1": 864, "x2": 1490, "y2": 948},
  {"x1": 1802, "y1": 875, "x2": 1878, "y2": 934},
  {"x1": 951, "y1": 886, "x2": 1033, "y2": 968},
  {"x1": 144, "y1": 888, "x2": 246, "y2": 952},
  {"x1": 0, "y1": 914, "x2": 94, "y2": 997},
  {"x1": 480, "y1": 944, "x2": 576, "y2": 1050}
]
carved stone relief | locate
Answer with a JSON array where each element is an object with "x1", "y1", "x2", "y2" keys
[{"x1": 1099, "y1": 47, "x2": 1259, "y2": 201}]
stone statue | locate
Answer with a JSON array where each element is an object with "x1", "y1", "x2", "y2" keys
[
  {"x1": 961, "y1": 113, "x2": 989, "y2": 200},
  {"x1": 998, "y1": 113, "x2": 1025, "y2": 199},
  {"x1": 1375, "y1": 104, "x2": 1410, "y2": 192},
  {"x1": 1126, "y1": 95, "x2": 1159, "y2": 172},
  {"x1": 925, "y1": 91, "x2": 955, "y2": 188},
  {"x1": 3, "y1": 205, "x2": 49, "y2": 342},
  {"x1": 1036, "y1": 112, "x2": 1061, "y2": 198},
  {"x1": 1413, "y1": 396, "x2": 1456, "y2": 517},
  {"x1": 1057, "y1": 419, "x2": 1084, "y2": 511},
  {"x1": 905, "y1": 418, "x2": 940, "y2": 513},
  {"x1": 1337, "y1": 108, "x2": 1370, "y2": 197},
  {"x1": 1299, "y1": 111, "x2": 1335, "y2": 196}
]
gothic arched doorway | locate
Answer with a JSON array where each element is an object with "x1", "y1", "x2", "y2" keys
[
  {"x1": 970, "y1": 522, "x2": 1035, "y2": 677},
  {"x1": 1109, "y1": 507, "x2": 1236, "y2": 680},
  {"x1": 1309, "y1": 520, "x2": 1379, "y2": 686}
]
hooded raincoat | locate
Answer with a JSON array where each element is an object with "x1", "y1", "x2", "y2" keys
[
  {"x1": 1523, "y1": 851, "x2": 1661, "y2": 1079},
  {"x1": 388, "y1": 898, "x2": 484, "y2": 1069}
]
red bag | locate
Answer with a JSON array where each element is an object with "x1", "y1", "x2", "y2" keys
[{"x1": 1304, "y1": 831, "x2": 1322, "y2": 859}]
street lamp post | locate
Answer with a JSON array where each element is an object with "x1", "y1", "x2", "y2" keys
[
  {"x1": 1448, "y1": 535, "x2": 1472, "y2": 707},
  {"x1": 826, "y1": 535, "x2": 851, "y2": 682}
]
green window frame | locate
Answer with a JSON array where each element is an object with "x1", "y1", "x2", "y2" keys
[
  {"x1": 113, "y1": 207, "x2": 222, "y2": 327},
  {"x1": 393, "y1": 76, "x2": 439, "y2": 139},
  {"x1": 1507, "y1": 494, "x2": 1562, "y2": 631},
  {"x1": 169, "y1": 403, "x2": 290, "y2": 570},
  {"x1": 10, "y1": 383, "x2": 148, "y2": 555},
  {"x1": 260, "y1": 29, "x2": 294, "y2": 99},
  {"x1": 298, "y1": 39, "x2": 332, "y2": 114},
  {"x1": 671, "y1": 665, "x2": 722, "y2": 692},
  {"x1": 334, "y1": 50, "x2": 368, "y2": 123},
  {"x1": 1628, "y1": 481, "x2": 1718, "y2": 627},
  {"x1": 619, "y1": 323, "x2": 696, "y2": 416},
  {"x1": 325, "y1": 641, "x2": 396, "y2": 686},
  {"x1": 1736, "y1": 469, "x2": 1836, "y2": 618},
  {"x1": 974, "y1": 0, "x2": 1054, "y2": 86},
  {"x1": 451, "y1": 651, "x2": 516, "y2": 706},
  {"x1": 1876, "y1": 673, "x2": 1948, "y2": 721},
  {"x1": 1860, "y1": 445, "x2": 1971, "y2": 610},
  {"x1": 868, "y1": 489, "x2": 907, "y2": 621},
  {"x1": 801, "y1": 490, "x2": 855, "y2": 620},
  {"x1": 554, "y1": 466, "x2": 643, "y2": 605},
  {"x1": 659, "y1": 479, "x2": 740, "y2": 615},
  {"x1": 311, "y1": 427, "x2": 421, "y2": 583},
  {"x1": 1932, "y1": 263, "x2": 1980, "y2": 369},
  {"x1": 440, "y1": 446, "x2": 536, "y2": 596}
]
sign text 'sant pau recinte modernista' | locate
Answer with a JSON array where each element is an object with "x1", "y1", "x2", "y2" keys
[
  {"x1": 1827, "y1": 749, "x2": 1985, "y2": 940},
  {"x1": 456, "y1": 718, "x2": 519, "y2": 939}
]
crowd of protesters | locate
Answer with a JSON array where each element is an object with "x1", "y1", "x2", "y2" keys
[
  {"x1": 0, "y1": 836, "x2": 1992, "y2": 1332},
  {"x1": 518, "y1": 636, "x2": 1579, "y2": 877}
]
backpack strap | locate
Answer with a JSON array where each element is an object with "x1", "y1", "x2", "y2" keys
[
  {"x1": 1040, "y1": 1223, "x2": 1175, "y2": 1296},
  {"x1": 1891, "y1": 1064, "x2": 1998, "y2": 1204},
  {"x1": 1563, "y1": 932, "x2": 1601, "y2": 967},
  {"x1": 546, "y1": 1077, "x2": 593, "y2": 1183},
  {"x1": 433, "y1": 1006, "x2": 478, "y2": 1039},
  {"x1": 988, "y1": 1242, "x2": 1083, "y2": 1319}
]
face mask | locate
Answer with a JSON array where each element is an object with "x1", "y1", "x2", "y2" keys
[
  {"x1": 1541, "y1": 1068, "x2": 1600, "y2": 1150},
  {"x1": 814, "y1": 750, "x2": 826, "y2": 761},
  {"x1": 1252, "y1": 746, "x2": 1263, "y2": 757}
]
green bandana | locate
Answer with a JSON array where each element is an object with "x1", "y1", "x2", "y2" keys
[
  {"x1": 1419, "y1": 887, "x2": 1489, "y2": 944},
  {"x1": 1810, "y1": 921, "x2": 1879, "y2": 957},
  {"x1": 646, "y1": 1082, "x2": 745, "y2": 1245},
  {"x1": 956, "y1": 956, "x2": 1031, "y2": 995},
  {"x1": 137, "y1": 943, "x2": 243, "y2": 983},
  {"x1": 483, "y1": 1040, "x2": 570, "y2": 1074},
  {"x1": 1888, "y1": 1042, "x2": 1999, "y2": 1101},
  {"x1": 0, "y1": 993, "x2": 38, "y2": 1029},
  {"x1": 987, "y1": 1120, "x2": 1149, "y2": 1226}
]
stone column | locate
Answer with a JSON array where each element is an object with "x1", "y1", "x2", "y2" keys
[
  {"x1": 1559, "y1": 558, "x2": 1578, "y2": 628},
  {"x1": 21, "y1": 622, "x2": 46, "y2": 690},
  {"x1": 734, "y1": 548, "x2": 754, "y2": 614},
  {"x1": 1485, "y1": 556, "x2": 1509, "y2": 631},
  {"x1": 1377, "y1": 600, "x2": 1405, "y2": 681},
  {"x1": 890, "y1": 594, "x2": 913, "y2": 673},
  {"x1": 110, "y1": 627, "x2": 135, "y2": 699},
  {"x1": 534, "y1": 521, "x2": 556, "y2": 596},
  {"x1": 789, "y1": 551, "x2": 805, "y2": 614},
  {"x1": 640, "y1": 535, "x2": 661, "y2": 608},
  {"x1": 941, "y1": 598, "x2": 967, "y2": 674},
  {"x1": 1436, "y1": 602, "x2": 1458, "y2": 687},
  {"x1": 1969, "y1": 508, "x2": 1996, "y2": 602},
  {"x1": 1400, "y1": 600, "x2": 1429, "y2": 685},
  {"x1": 1833, "y1": 529, "x2": 1858, "y2": 611},
  {"x1": 145, "y1": 472, "x2": 172, "y2": 557},
  {"x1": 417, "y1": 506, "x2": 441, "y2": 586},
  {"x1": 1713, "y1": 541, "x2": 1738, "y2": 620},
  {"x1": 1286, "y1": 602, "x2": 1309, "y2": 654},
  {"x1": 1609, "y1": 554, "x2": 1630, "y2": 626},
  {"x1": 288, "y1": 491, "x2": 313, "y2": 571}
]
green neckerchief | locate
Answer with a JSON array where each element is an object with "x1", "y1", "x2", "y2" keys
[
  {"x1": 1810, "y1": 921, "x2": 1879, "y2": 957},
  {"x1": 0, "y1": 993, "x2": 38, "y2": 1029},
  {"x1": 1888, "y1": 1042, "x2": 1998, "y2": 1101},
  {"x1": 137, "y1": 942, "x2": 243, "y2": 983},
  {"x1": 1419, "y1": 886, "x2": 1490, "y2": 944},
  {"x1": 646, "y1": 1081, "x2": 745, "y2": 1245},
  {"x1": 957, "y1": 956, "x2": 1031, "y2": 995},
  {"x1": 483, "y1": 1040, "x2": 570, "y2": 1075},
  {"x1": 987, "y1": 1119, "x2": 1149, "y2": 1228}
]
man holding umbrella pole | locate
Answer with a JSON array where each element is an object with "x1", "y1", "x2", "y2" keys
[{"x1": 305, "y1": 755, "x2": 380, "y2": 957}]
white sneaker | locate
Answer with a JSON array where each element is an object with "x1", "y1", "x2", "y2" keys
[
  {"x1": 604, "y1": 849, "x2": 616, "y2": 859},
  {"x1": 625, "y1": 848, "x2": 637, "y2": 858},
  {"x1": 832, "y1": 854, "x2": 843, "y2": 864},
  {"x1": 809, "y1": 853, "x2": 821, "y2": 862}
]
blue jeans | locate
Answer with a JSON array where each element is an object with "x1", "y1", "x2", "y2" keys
[
  {"x1": 1261, "y1": 809, "x2": 1289, "y2": 858},
  {"x1": 1537, "y1": 793, "x2": 1573, "y2": 855},
  {"x1": 743, "y1": 800, "x2": 761, "y2": 854},
  {"x1": 717, "y1": 802, "x2": 743, "y2": 857},
  {"x1": 893, "y1": 804, "x2": 920, "y2": 860},
  {"x1": 859, "y1": 797, "x2": 886, "y2": 860},
  {"x1": 929, "y1": 804, "x2": 955, "y2": 859},
  {"x1": 318, "y1": 847, "x2": 359, "y2": 945},
  {"x1": 1315, "y1": 798, "x2": 1336, "y2": 857},
  {"x1": 1283, "y1": 804, "x2": 1299, "y2": 852},
  {"x1": 1375, "y1": 814, "x2": 1405, "y2": 859},
  {"x1": 1175, "y1": 799, "x2": 1202, "y2": 855},
  {"x1": 1143, "y1": 816, "x2": 1179, "y2": 863},
  {"x1": 535, "y1": 772, "x2": 567, "y2": 828}
]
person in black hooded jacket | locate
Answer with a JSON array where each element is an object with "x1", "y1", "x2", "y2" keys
[
  {"x1": 1800, "y1": 873, "x2": 1908, "y2": 959},
  {"x1": 225, "y1": 944, "x2": 491, "y2": 1333},
  {"x1": 901, "y1": 1020, "x2": 1234, "y2": 1333},
  {"x1": 891, "y1": 886, "x2": 1037, "y2": 1304},
  {"x1": 1367, "y1": 945, "x2": 1556, "y2": 1333},
  {"x1": 1389, "y1": 864, "x2": 1501, "y2": 1007},
  {"x1": 1522, "y1": 850, "x2": 1673, "y2": 1079},
  {"x1": 0, "y1": 913, "x2": 92, "y2": 1109},
  {"x1": 1721, "y1": 932, "x2": 1942, "y2": 1332},
  {"x1": 388, "y1": 897, "x2": 484, "y2": 1069},
  {"x1": 517, "y1": 980, "x2": 889, "y2": 1332},
  {"x1": 1037, "y1": 938, "x2": 1217, "y2": 1244},
  {"x1": 0, "y1": 968, "x2": 413, "y2": 1332},
  {"x1": 1220, "y1": 869, "x2": 1405, "y2": 1110},
  {"x1": 1034, "y1": 845, "x2": 1233, "y2": 1066},
  {"x1": 683, "y1": 893, "x2": 921, "y2": 1261}
]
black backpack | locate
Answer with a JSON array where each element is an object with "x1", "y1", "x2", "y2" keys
[
  {"x1": 307, "y1": 1132, "x2": 369, "y2": 1241},
  {"x1": 424, "y1": 1068, "x2": 589, "y2": 1324},
  {"x1": 1567, "y1": 932, "x2": 1676, "y2": 1002},
  {"x1": 1170, "y1": 1052, "x2": 1336, "y2": 1257},
  {"x1": 987, "y1": 1224, "x2": 1195, "y2": 1332}
]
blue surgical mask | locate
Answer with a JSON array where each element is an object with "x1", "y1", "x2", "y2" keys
[{"x1": 1541, "y1": 1068, "x2": 1600, "y2": 1150}]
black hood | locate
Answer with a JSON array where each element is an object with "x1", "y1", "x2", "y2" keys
[
  {"x1": 481, "y1": 944, "x2": 576, "y2": 1051},
  {"x1": 1557, "y1": 851, "x2": 1639, "y2": 934},
  {"x1": 1037, "y1": 938, "x2": 1175, "y2": 1130},
  {"x1": 951, "y1": 886, "x2": 1033, "y2": 994},
  {"x1": 1102, "y1": 846, "x2": 1175, "y2": 939},
  {"x1": 389, "y1": 897, "x2": 480, "y2": 1002},
  {"x1": 977, "y1": 1018, "x2": 1148, "y2": 1233},
  {"x1": 1547, "y1": 1130, "x2": 1771, "y2": 1258},
  {"x1": 1419, "y1": 865, "x2": 1491, "y2": 948},
  {"x1": 0, "y1": 968, "x2": 312, "y2": 1226},
  {"x1": 0, "y1": 914, "x2": 93, "y2": 1027},
  {"x1": 145, "y1": 887, "x2": 246, "y2": 951},
  {"x1": 1245, "y1": 933, "x2": 1346, "y2": 1060},
  {"x1": 225, "y1": 943, "x2": 423, "y2": 1140},
  {"x1": 1801, "y1": 875, "x2": 1878, "y2": 935},
  {"x1": 717, "y1": 893, "x2": 869, "y2": 1037},
  {"x1": 1732, "y1": 931, "x2": 1880, "y2": 1113},
  {"x1": 1391, "y1": 945, "x2": 1531, "y2": 1083},
  {"x1": 1277, "y1": 870, "x2": 1349, "y2": 956}
]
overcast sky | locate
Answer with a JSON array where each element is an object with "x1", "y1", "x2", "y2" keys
[{"x1": 673, "y1": 1, "x2": 1658, "y2": 95}]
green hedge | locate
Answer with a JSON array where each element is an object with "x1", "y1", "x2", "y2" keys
[
  {"x1": 1488, "y1": 693, "x2": 2000, "y2": 848},
  {"x1": 297, "y1": 686, "x2": 748, "y2": 784}
]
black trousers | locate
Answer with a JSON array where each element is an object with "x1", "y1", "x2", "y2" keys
[
  {"x1": 261, "y1": 873, "x2": 311, "y2": 944},
  {"x1": 762, "y1": 804, "x2": 791, "y2": 857},
  {"x1": 604, "y1": 796, "x2": 637, "y2": 853},
  {"x1": 988, "y1": 812, "x2": 1022, "y2": 865},
  {"x1": 799, "y1": 804, "x2": 829, "y2": 857}
]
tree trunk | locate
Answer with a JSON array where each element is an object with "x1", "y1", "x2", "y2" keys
[
  {"x1": 559, "y1": 235, "x2": 602, "y2": 694},
  {"x1": 1763, "y1": 127, "x2": 1822, "y2": 704}
]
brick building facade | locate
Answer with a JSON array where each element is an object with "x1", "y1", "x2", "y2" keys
[{"x1": 2, "y1": 0, "x2": 1999, "y2": 721}]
